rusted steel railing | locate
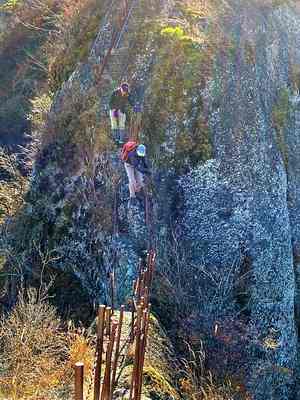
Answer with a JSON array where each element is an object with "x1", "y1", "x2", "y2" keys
[
  {"x1": 94, "y1": 305, "x2": 106, "y2": 400},
  {"x1": 94, "y1": 0, "x2": 138, "y2": 86},
  {"x1": 128, "y1": 251, "x2": 155, "y2": 400},
  {"x1": 74, "y1": 249, "x2": 156, "y2": 400},
  {"x1": 111, "y1": 305, "x2": 125, "y2": 391}
]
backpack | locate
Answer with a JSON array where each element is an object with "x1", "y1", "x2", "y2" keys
[{"x1": 120, "y1": 141, "x2": 138, "y2": 162}]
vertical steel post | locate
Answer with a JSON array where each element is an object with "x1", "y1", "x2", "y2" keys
[
  {"x1": 94, "y1": 305, "x2": 106, "y2": 400},
  {"x1": 101, "y1": 322, "x2": 118, "y2": 400},
  {"x1": 144, "y1": 287, "x2": 149, "y2": 309},
  {"x1": 110, "y1": 271, "x2": 115, "y2": 314},
  {"x1": 136, "y1": 277, "x2": 141, "y2": 302},
  {"x1": 75, "y1": 362, "x2": 84, "y2": 400},
  {"x1": 129, "y1": 306, "x2": 142, "y2": 400},
  {"x1": 130, "y1": 298, "x2": 135, "y2": 343},
  {"x1": 105, "y1": 307, "x2": 112, "y2": 338},
  {"x1": 137, "y1": 310, "x2": 150, "y2": 400},
  {"x1": 111, "y1": 306, "x2": 125, "y2": 395}
]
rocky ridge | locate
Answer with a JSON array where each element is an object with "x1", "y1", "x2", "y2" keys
[{"x1": 3, "y1": 1, "x2": 300, "y2": 398}]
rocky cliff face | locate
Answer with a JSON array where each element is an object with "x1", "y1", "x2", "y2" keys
[
  {"x1": 182, "y1": 4, "x2": 300, "y2": 399},
  {"x1": 4, "y1": 0, "x2": 300, "y2": 398},
  {"x1": 0, "y1": 1, "x2": 7, "y2": 32}
]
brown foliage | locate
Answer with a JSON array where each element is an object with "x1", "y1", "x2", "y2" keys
[
  {"x1": 179, "y1": 342, "x2": 245, "y2": 400},
  {"x1": 0, "y1": 288, "x2": 94, "y2": 400}
]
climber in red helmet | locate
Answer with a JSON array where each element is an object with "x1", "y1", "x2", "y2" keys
[{"x1": 121, "y1": 141, "x2": 151, "y2": 206}]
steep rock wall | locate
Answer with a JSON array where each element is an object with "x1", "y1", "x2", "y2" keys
[
  {"x1": 181, "y1": 3, "x2": 300, "y2": 399},
  {"x1": 10, "y1": 0, "x2": 175, "y2": 306}
]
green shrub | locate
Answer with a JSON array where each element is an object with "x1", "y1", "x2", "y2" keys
[
  {"x1": 0, "y1": 0, "x2": 22, "y2": 12},
  {"x1": 143, "y1": 24, "x2": 212, "y2": 167}
]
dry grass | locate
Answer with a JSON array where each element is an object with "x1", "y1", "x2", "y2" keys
[
  {"x1": 0, "y1": 288, "x2": 94, "y2": 400},
  {"x1": 178, "y1": 342, "x2": 242, "y2": 400}
]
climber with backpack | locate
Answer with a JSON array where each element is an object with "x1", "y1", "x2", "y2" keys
[
  {"x1": 121, "y1": 141, "x2": 151, "y2": 206},
  {"x1": 109, "y1": 82, "x2": 135, "y2": 145}
]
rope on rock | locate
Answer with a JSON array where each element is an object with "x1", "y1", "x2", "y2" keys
[{"x1": 93, "y1": 0, "x2": 138, "y2": 87}]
